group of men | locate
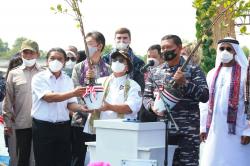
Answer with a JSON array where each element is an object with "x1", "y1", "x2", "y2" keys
[{"x1": 1, "y1": 26, "x2": 250, "y2": 166}]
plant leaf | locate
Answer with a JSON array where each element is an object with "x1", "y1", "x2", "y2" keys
[
  {"x1": 57, "y1": 4, "x2": 62, "y2": 13},
  {"x1": 50, "y1": 6, "x2": 55, "y2": 11},
  {"x1": 240, "y1": 25, "x2": 247, "y2": 34}
]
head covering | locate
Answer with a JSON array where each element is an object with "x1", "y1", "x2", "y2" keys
[
  {"x1": 66, "y1": 50, "x2": 77, "y2": 57},
  {"x1": 21, "y1": 40, "x2": 39, "y2": 52},
  {"x1": 215, "y1": 37, "x2": 248, "y2": 69},
  {"x1": 207, "y1": 37, "x2": 248, "y2": 135},
  {"x1": 111, "y1": 50, "x2": 133, "y2": 73}
]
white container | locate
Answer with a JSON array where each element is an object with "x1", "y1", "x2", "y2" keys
[
  {"x1": 83, "y1": 85, "x2": 104, "y2": 110},
  {"x1": 153, "y1": 94, "x2": 166, "y2": 113},
  {"x1": 153, "y1": 90, "x2": 181, "y2": 113}
]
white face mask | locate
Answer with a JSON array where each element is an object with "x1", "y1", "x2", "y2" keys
[
  {"x1": 22, "y1": 57, "x2": 36, "y2": 67},
  {"x1": 49, "y1": 60, "x2": 63, "y2": 72},
  {"x1": 147, "y1": 58, "x2": 159, "y2": 67},
  {"x1": 115, "y1": 42, "x2": 129, "y2": 51},
  {"x1": 65, "y1": 60, "x2": 76, "y2": 69},
  {"x1": 219, "y1": 50, "x2": 234, "y2": 63},
  {"x1": 111, "y1": 61, "x2": 126, "y2": 73},
  {"x1": 88, "y1": 46, "x2": 98, "y2": 57}
]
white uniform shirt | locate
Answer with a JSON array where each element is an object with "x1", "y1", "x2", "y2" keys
[
  {"x1": 31, "y1": 69, "x2": 77, "y2": 123},
  {"x1": 84, "y1": 74, "x2": 142, "y2": 133},
  {"x1": 100, "y1": 75, "x2": 142, "y2": 119}
]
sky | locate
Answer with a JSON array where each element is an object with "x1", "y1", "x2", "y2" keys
[{"x1": 0, "y1": 0, "x2": 249, "y2": 56}]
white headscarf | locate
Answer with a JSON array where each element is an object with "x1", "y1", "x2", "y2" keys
[{"x1": 215, "y1": 37, "x2": 248, "y2": 70}]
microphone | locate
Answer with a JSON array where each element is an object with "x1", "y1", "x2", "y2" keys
[{"x1": 140, "y1": 60, "x2": 155, "y2": 73}]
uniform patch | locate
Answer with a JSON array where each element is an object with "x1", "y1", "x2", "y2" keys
[{"x1": 119, "y1": 85, "x2": 125, "y2": 90}]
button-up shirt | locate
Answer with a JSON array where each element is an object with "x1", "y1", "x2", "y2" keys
[
  {"x1": 100, "y1": 74, "x2": 142, "y2": 119},
  {"x1": 3, "y1": 64, "x2": 43, "y2": 129},
  {"x1": 31, "y1": 69, "x2": 77, "y2": 123},
  {"x1": 84, "y1": 74, "x2": 142, "y2": 133}
]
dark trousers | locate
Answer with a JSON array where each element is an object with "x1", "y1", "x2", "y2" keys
[
  {"x1": 82, "y1": 132, "x2": 96, "y2": 164},
  {"x1": 71, "y1": 126, "x2": 85, "y2": 166},
  {"x1": 32, "y1": 118, "x2": 71, "y2": 166},
  {"x1": 15, "y1": 128, "x2": 32, "y2": 166}
]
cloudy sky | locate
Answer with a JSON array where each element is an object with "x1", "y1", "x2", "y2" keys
[{"x1": 0, "y1": 0, "x2": 249, "y2": 55}]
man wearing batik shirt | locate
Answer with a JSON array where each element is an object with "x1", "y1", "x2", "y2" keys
[
  {"x1": 71, "y1": 31, "x2": 110, "y2": 166},
  {"x1": 200, "y1": 37, "x2": 250, "y2": 166},
  {"x1": 143, "y1": 35, "x2": 209, "y2": 165}
]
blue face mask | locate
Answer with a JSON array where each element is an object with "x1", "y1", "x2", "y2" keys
[{"x1": 88, "y1": 46, "x2": 98, "y2": 57}]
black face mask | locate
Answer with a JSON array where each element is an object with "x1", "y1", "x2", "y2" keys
[{"x1": 162, "y1": 49, "x2": 177, "y2": 61}]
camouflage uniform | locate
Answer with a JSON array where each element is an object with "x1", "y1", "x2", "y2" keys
[{"x1": 143, "y1": 57, "x2": 209, "y2": 166}]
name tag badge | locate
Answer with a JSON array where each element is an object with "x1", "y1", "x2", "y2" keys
[{"x1": 119, "y1": 85, "x2": 125, "y2": 90}]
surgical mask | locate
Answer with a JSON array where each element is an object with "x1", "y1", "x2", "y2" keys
[
  {"x1": 49, "y1": 60, "x2": 63, "y2": 72},
  {"x1": 219, "y1": 50, "x2": 234, "y2": 63},
  {"x1": 147, "y1": 58, "x2": 159, "y2": 67},
  {"x1": 115, "y1": 42, "x2": 129, "y2": 51},
  {"x1": 88, "y1": 46, "x2": 98, "y2": 57},
  {"x1": 111, "y1": 61, "x2": 126, "y2": 73},
  {"x1": 65, "y1": 60, "x2": 76, "y2": 69},
  {"x1": 22, "y1": 57, "x2": 36, "y2": 67},
  {"x1": 162, "y1": 49, "x2": 178, "y2": 61}
]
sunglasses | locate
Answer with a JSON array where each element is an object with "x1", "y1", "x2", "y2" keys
[
  {"x1": 112, "y1": 57, "x2": 124, "y2": 63},
  {"x1": 66, "y1": 57, "x2": 77, "y2": 62},
  {"x1": 219, "y1": 47, "x2": 233, "y2": 52}
]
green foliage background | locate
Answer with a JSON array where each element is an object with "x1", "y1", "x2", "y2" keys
[
  {"x1": 0, "y1": 37, "x2": 47, "y2": 59},
  {"x1": 193, "y1": 0, "x2": 250, "y2": 73}
]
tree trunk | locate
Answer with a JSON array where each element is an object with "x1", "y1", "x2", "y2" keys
[{"x1": 212, "y1": 5, "x2": 235, "y2": 48}]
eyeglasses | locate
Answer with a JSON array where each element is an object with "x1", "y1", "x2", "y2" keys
[
  {"x1": 66, "y1": 57, "x2": 77, "y2": 62},
  {"x1": 219, "y1": 47, "x2": 233, "y2": 52},
  {"x1": 112, "y1": 57, "x2": 124, "y2": 63}
]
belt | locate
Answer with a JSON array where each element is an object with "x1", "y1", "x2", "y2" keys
[{"x1": 33, "y1": 118, "x2": 70, "y2": 125}]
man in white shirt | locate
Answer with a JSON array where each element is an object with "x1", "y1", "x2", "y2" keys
[
  {"x1": 200, "y1": 37, "x2": 250, "y2": 166},
  {"x1": 98, "y1": 50, "x2": 142, "y2": 120},
  {"x1": 31, "y1": 48, "x2": 87, "y2": 166},
  {"x1": 82, "y1": 50, "x2": 142, "y2": 162}
]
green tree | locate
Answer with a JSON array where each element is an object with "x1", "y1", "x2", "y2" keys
[
  {"x1": 39, "y1": 50, "x2": 48, "y2": 59},
  {"x1": 8, "y1": 37, "x2": 27, "y2": 57},
  {"x1": 193, "y1": 0, "x2": 250, "y2": 73},
  {"x1": 0, "y1": 38, "x2": 9, "y2": 57},
  {"x1": 102, "y1": 44, "x2": 112, "y2": 55}
]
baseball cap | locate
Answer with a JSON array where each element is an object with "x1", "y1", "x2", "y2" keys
[
  {"x1": 111, "y1": 50, "x2": 133, "y2": 73},
  {"x1": 21, "y1": 40, "x2": 39, "y2": 52}
]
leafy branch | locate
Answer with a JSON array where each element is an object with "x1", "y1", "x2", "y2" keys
[{"x1": 51, "y1": 0, "x2": 92, "y2": 69}]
